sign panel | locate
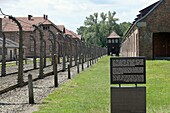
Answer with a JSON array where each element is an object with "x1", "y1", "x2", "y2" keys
[
  {"x1": 110, "y1": 57, "x2": 146, "y2": 84},
  {"x1": 111, "y1": 87, "x2": 146, "y2": 113}
]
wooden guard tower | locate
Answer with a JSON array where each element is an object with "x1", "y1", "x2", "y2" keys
[{"x1": 107, "y1": 31, "x2": 120, "y2": 56}]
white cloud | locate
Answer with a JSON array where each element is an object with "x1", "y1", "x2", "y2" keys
[{"x1": 0, "y1": 0, "x2": 158, "y2": 32}]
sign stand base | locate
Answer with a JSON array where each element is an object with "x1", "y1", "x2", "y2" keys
[{"x1": 111, "y1": 86, "x2": 146, "y2": 113}]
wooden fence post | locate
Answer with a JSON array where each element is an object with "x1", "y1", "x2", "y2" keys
[
  {"x1": 68, "y1": 64, "x2": 71, "y2": 79},
  {"x1": 87, "y1": 59, "x2": 89, "y2": 68},
  {"x1": 54, "y1": 54, "x2": 58, "y2": 87},
  {"x1": 77, "y1": 62, "x2": 80, "y2": 74},
  {"x1": 28, "y1": 74, "x2": 34, "y2": 104},
  {"x1": 82, "y1": 54, "x2": 84, "y2": 71}
]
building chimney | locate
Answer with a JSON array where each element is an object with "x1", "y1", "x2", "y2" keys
[
  {"x1": 43, "y1": 14, "x2": 46, "y2": 19},
  {"x1": 28, "y1": 15, "x2": 32, "y2": 20},
  {"x1": 46, "y1": 15, "x2": 48, "y2": 20}
]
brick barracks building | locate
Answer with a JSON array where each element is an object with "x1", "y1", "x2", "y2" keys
[
  {"x1": 121, "y1": 0, "x2": 170, "y2": 59},
  {"x1": 1, "y1": 15, "x2": 81, "y2": 59}
]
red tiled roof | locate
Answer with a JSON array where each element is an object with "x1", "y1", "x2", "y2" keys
[
  {"x1": 2, "y1": 16, "x2": 57, "y2": 32},
  {"x1": 57, "y1": 25, "x2": 65, "y2": 33},
  {"x1": 65, "y1": 28, "x2": 81, "y2": 39},
  {"x1": 107, "y1": 31, "x2": 120, "y2": 39}
]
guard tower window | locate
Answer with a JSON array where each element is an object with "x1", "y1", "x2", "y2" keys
[
  {"x1": 112, "y1": 39, "x2": 115, "y2": 43},
  {"x1": 108, "y1": 39, "x2": 111, "y2": 43},
  {"x1": 115, "y1": 39, "x2": 118, "y2": 43}
]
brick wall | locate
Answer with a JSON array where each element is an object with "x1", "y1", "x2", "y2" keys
[
  {"x1": 121, "y1": 29, "x2": 139, "y2": 57},
  {"x1": 4, "y1": 25, "x2": 60, "y2": 58},
  {"x1": 139, "y1": 0, "x2": 170, "y2": 59},
  {"x1": 121, "y1": 0, "x2": 170, "y2": 59}
]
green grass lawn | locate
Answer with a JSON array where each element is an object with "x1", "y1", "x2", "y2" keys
[
  {"x1": 34, "y1": 56, "x2": 170, "y2": 113},
  {"x1": 146, "y1": 60, "x2": 170, "y2": 113}
]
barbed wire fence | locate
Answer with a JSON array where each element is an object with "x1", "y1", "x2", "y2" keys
[{"x1": 0, "y1": 9, "x2": 107, "y2": 96}]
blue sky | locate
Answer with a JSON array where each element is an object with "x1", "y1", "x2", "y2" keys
[{"x1": 0, "y1": 0, "x2": 158, "y2": 32}]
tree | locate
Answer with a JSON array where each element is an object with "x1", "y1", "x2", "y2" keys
[
  {"x1": 77, "y1": 26, "x2": 87, "y2": 35},
  {"x1": 77, "y1": 11, "x2": 131, "y2": 47},
  {"x1": 119, "y1": 22, "x2": 131, "y2": 36},
  {"x1": 107, "y1": 11, "x2": 119, "y2": 35}
]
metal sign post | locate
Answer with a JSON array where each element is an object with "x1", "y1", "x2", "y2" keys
[{"x1": 110, "y1": 57, "x2": 146, "y2": 113}]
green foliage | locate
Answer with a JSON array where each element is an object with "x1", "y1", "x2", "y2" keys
[
  {"x1": 77, "y1": 11, "x2": 131, "y2": 47},
  {"x1": 119, "y1": 22, "x2": 131, "y2": 35}
]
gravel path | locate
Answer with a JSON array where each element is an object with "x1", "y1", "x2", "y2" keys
[
  {"x1": 0, "y1": 60, "x2": 90, "y2": 113},
  {"x1": 0, "y1": 61, "x2": 52, "y2": 75},
  {"x1": 0, "y1": 61, "x2": 55, "y2": 91}
]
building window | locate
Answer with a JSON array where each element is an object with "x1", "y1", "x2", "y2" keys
[
  {"x1": 43, "y1": 26, "x2": 50, "y2": 30},
  {"x1": 49, "y1": 34, "x2": 53, "y2": 40},
  {"x1": 49, "y1": 45, "x2": 52, "y2": 52},
  {"x1": 42, "y1": 42, "x2": 46, "y2": 52},
  {"x1": 14, "y1": 48, "x2": 17, "y2": 55},
  {"x1": 30, "y1": 39, "x2": 34, "y2": 52}
]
